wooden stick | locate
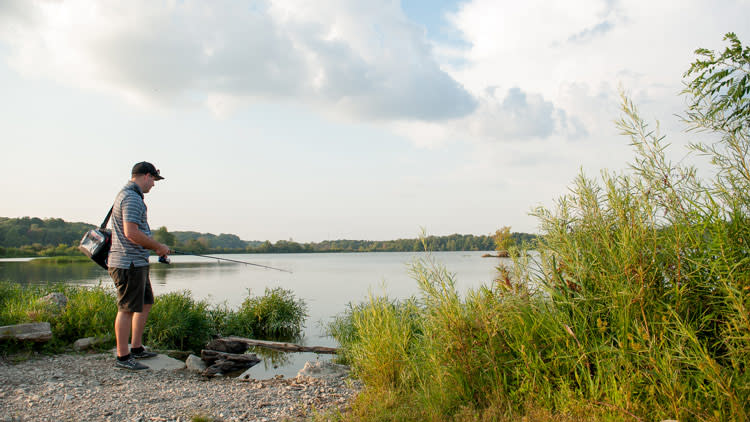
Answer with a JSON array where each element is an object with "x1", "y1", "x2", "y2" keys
[
  {"x1": 221, "y1": 336, "x2": 339, "y2": 354},
  {"x1": 200, "y1": 349, "x2": 261, "y2": 377},
  {"x1": 201, "y1": 349, "x2": 260, "y2": 365}
]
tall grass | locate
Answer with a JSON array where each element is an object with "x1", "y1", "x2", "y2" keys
[
  {"x1": 145, "y1": 290, "x2": 214, "y2": 351},
  {"x1": 328, "y1": 64, "x2": 749, "y2": 422},
  {"x1": 0, "y1": 282, "x2": 307, "y2": 354},
  {"x1": 0, "y1": 282, "x2": 117, "y2": 353},
  {"x1": 231, "y1": 287, "x2": 308, "y2": 339}
]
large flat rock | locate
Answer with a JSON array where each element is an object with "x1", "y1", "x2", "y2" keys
[
  {"x1": 0, "y1": 322, "x2": 52, "y2": 342},
  {"x1": 138, "y1": 354, "x2": 186, "y2": 371},
  {"x1": 296, "y1": 361, "x2": 349, "y2": 380},
  {"x1": 111, "y1": 347, "x2": 186, "y2": 371}
]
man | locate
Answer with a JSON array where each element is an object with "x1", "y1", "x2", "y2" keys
[{"x1": 108, "y1": 161, "x2": 170, "y2": 370}]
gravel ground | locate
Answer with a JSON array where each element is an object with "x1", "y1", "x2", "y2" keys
[{"x1": 0, "y1": 353, "x2": 360, "y2": 422}]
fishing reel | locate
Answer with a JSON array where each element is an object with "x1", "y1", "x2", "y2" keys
[{"x1": 158, "y1": 255, "x2": 170, "y2": 264}]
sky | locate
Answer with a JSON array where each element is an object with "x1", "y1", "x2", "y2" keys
[{"x1": 0, "y1": 0, "x2": 747, "y2": 242}]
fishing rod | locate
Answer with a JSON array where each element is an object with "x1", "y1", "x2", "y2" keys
[{"x1": 159, "y1": 249, "x2": 293, "y2": 273}]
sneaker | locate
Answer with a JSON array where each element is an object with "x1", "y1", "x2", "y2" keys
[
  {"x1": 131, "y1": 348, "x2": 158, "y2": 359},
  {"x1": 115, "y1": 357, "x2": 149, "y2": 370}
]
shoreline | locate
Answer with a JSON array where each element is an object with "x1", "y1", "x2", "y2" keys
[
  {"x1": 0, "y1": 249, "x2": 506, "y2": 260},
  {"x1": 0, "y1": 351, "x2": 360, "y2": 421}
]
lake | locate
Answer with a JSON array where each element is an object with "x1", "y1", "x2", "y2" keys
[{"x1": 0, "y1": 251, "x2": 505, "y2": 378}]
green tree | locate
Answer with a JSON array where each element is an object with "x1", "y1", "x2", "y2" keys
[
  {"x1": 683, "y1": 32, "x2": 750, "y2": 134},
  {"x1": 152, "y1": 226, "x2": 176, "y2": 247},
  {"x1": 684, "y1": 32, "x2": 750, "y2": 214},
  {"x1": 493, "y1": 226, "x2": 514, "y2": 254}
]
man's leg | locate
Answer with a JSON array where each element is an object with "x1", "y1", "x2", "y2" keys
[
  {"x1": 130, "y1": 303, "x2": 151, "y2": 349},
  {"x1": 110, "y1": 265, "x2": 150, "y2": 369},
  {"x1": 115, "y1": 310, "x2": 134, "y2": 358},
  {"x1": 130, "y1": 269, "x2": 156, "y2": 358}
]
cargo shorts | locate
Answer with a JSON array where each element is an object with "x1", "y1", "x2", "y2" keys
[{"x1": 109, "y1": 263, "x2": 154, "y2": 312}]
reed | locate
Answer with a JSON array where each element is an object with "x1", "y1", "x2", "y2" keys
[{"x1": 327, "y1": 36, "x2": 750, "y2": 420}]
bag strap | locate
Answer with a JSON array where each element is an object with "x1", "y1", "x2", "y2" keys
[{"x1": 100, "y1": 206, "x2": 114, "y2": 229}]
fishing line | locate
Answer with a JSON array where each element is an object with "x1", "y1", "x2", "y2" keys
[{"x1": 160, "y1": 249, "x2": 292, "y2": 273}]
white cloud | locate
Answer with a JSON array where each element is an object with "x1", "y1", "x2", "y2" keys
[
  {"x1": 466, "y1": 86, "x2": 578, "y2": 141},
  {"x1": 0, "y1": 0, "x2": 476, "y2": 121},
  {"x1": 433, "y1": 0, "x2": 750, "y2": 146},
  {"x1": 390, "y1": 85, "x2": 584, "y2": 146},
  {"x1": 0, "y1": 0, "x2": 747, "y2": 148}
]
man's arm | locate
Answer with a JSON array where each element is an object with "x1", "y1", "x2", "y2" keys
[{"x1": 124, "y1": 222, "x2": 170, "y2": 257}]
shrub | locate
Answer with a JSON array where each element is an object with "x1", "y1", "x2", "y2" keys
[
  {"x1": 0, "y1": 282, "x2": 45, "y2": 326},
  {"x1": 223, "y1": 287, "x2": 308, "y2": 340},
  {"x1": 0, "y1": 282, "x2": 117, "y2": 353},
  {"x1": 51, "y1": 284, "x2": 117, "y2": 344},
  {"x1": 144, "y1": 290, "x2": 214, "y2": 352},
  {"x1": 0, "y1": 281, "x2": 309, "y2": 355}
]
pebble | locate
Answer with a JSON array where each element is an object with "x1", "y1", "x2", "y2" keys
[{"x1": 0, "y1": 353, "x2": 360, "y2": 421}]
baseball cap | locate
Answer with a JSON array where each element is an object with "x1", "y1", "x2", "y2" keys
[{"x1": 131, "y1": 161, "x2": 164, "y2": 180}]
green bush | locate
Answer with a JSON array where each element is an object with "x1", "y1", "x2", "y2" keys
[
  {"x1": 0, "y1": 282, "x2": 117, "y2": 353},
  {"x1": 223, "y1": 287, "x2": 308, "y2": 340},
  {"x1": 144, "y1": 290, "x2": 214, "y2": 352},
  {"x1": 51, "y1": 285, "x2": 117, "y2": 343},
  {"x1": 0, "y1": 282, "x2": 309, "y2": 355},
  {"x1": 0, "y1": 282, "x2": 50, "y2": 327},
  {"x1": 138, "y1": 288, "x2": 309, "y2": 351}
]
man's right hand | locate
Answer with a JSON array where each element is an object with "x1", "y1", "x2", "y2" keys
[{"x1": 155, "y1": 243, "x2": 170, "y2": 258}]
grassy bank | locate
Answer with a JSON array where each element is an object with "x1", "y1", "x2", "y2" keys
[
  {"x1": 326, "y1": 36, "x2": 750, "y2": 422},
  {"x1": 29, "y1": 255, "x2": 92, "y2": 264},
  {"x1": 0, "y1": 281, "x2": 307, "y2": 356}
]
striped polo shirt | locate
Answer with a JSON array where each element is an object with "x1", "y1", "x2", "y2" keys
[{"x1": 108, "y1": 181, "x2": 151, "y2": 269}]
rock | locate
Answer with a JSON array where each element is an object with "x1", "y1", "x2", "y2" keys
[
  {"x1": 138, "y1": 354, "x2": 185, "y2": 371},
  {"x1": 0, "y1": 352, "x2": 361, "y2": 421},
  {"x1": 0, "y1": 322, "x2": 53, "y2": 342},
  {"x1": 39, "y1": 293, "x2": 68, "y2": 310},
  {"x1": 296, "y1": 361, "x2": 349, "y2": 381},
  {"x1": 237, "y1": 367, "x2": 255, "y2": 381},
  {"x1": 110, "y1": 345, "x2": 185, "y2": 370},
  {"x1": 73, "y1": 336, "x2": 110, "y2": 351},
  {"x1": 185, "y1": 354, "x2": 207, "y2": 373},
  {"x1": 73, "y1": 338, "x2": 95, "y2": 351}
]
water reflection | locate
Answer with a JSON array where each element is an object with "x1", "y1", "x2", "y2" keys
[
  {"x1": 149, "y1": 262, "x2": 244, "y2": 285},
  {"x1": 250, "y1": 346, "x2": 293, "y2": 369},
  {"x1": 0, "y1": 259, "x2": 249, "y2": 287},
  {"x1": 0, "y1": 260, "x2": 108, "y2": 285},
  {"x1": 243, "y1": 350, "x2": 333, "y2": 379}
]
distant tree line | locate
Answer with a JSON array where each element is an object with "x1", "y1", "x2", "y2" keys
[
  {"x1": 0, "y1": 216, "x2": 538, "y2": 257},
  {"x1": 0, "y1": 217, "x2": 93, "y2": 257},
  {"x1": 157, "y1": 228, "x2": 537, "y2": 254}
]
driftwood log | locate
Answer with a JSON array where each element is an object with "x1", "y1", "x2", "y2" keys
[
  {"x1": 0, "y1": 322, "x2": 52, "y2": 342},
  {"x1": 220, "y1": 336, "x2": 339, "y2": 354},
  {"x1": 205, "y1": 338, "x2": 249, "y2": 354},
  {"x1": 481, "y1": 251, "x2": 510, "y2": 258},
  {"x1": 200, "y1": 349, "x2": 261, "y2": 377}
]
